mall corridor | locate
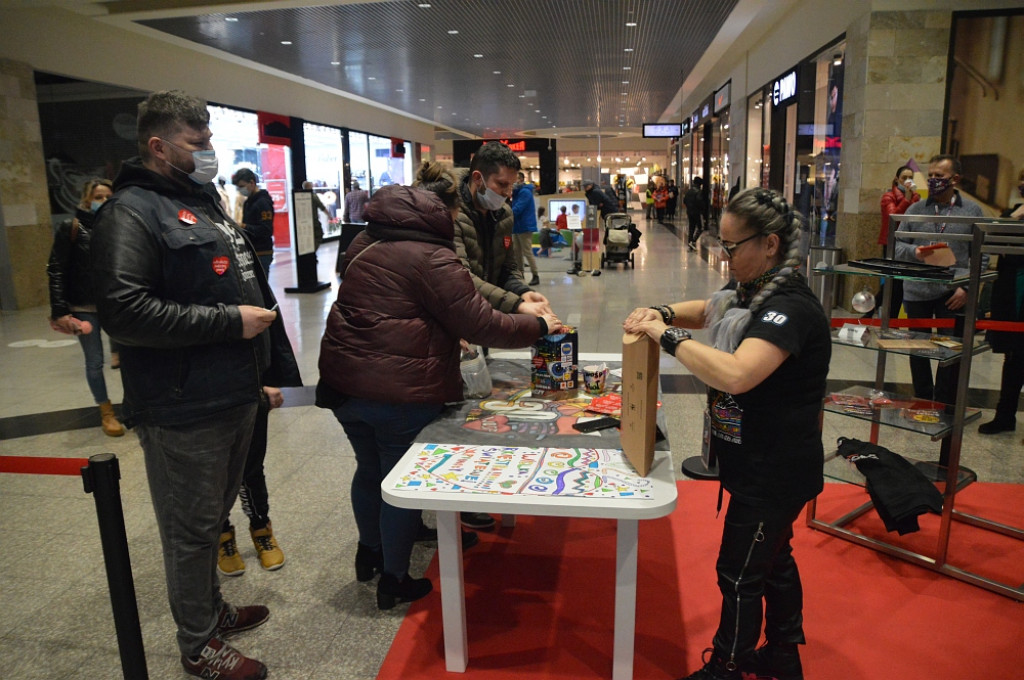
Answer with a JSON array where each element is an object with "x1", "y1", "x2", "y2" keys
[{"x1": 1, "y1": 214, "x2": 1021, "y2": 678}]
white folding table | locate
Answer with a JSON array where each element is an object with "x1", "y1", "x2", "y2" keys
[{"x1": 382, "y1": 447, "x2": 677, "y2": 680}]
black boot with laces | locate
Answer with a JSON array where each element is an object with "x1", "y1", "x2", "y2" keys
[{"x1": 678, "y1": 647, "x2": 741, "y2": 680}]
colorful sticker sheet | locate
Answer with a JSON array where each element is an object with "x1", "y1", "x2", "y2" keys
[{"x1": 391, "y1": 443, "x2": 655, "y2": 499}]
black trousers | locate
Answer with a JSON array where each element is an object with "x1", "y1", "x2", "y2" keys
[
  {"x1": 903, "y1": 293, "x2": 962, "y2": 405},
  {"x1": 711, "y1": 497, "x2": 807, "y2": 668},
  {"x1": 994, "y1": 350, "x2": 1024, "y2": 421},
  {"x1": 223, "y1": 398, "x2": 271, "y2": 532},
  {"x1": 687, "y1": 210, "x2": 704, "y2": 243}
]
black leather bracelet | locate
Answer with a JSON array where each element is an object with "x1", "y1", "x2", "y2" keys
[{"x1": 649, "y1": 304, "x2": 675, "y2": 325}]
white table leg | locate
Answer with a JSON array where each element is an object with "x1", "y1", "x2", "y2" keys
[
  {"x1": 613, "y1": 518, "x2": 639, "y2": 680},
  {"x1": 437, "y1": 509, "x2": 468, "y2": 672}
]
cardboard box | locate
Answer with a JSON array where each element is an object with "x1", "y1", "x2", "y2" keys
[
  {"x1": 531, "y1": 327, "x2": 578, "y2": 400},
  {"x1": 620, "y1": 332, "x2": 659, "y2": 476}
]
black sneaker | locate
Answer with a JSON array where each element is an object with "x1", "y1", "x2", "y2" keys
[
  {"x1": 414, "y1": 523, "x2": 480, "y2": 551},
  {"x1": 460, "y1": 511, "x2": 496, "y2": 530},
  {"x1": 678, "y1": 648, "x2": 740, "y2": 680},
  {"x1": 978, "y1": 418, "x2": 1016, "y2": 435},
  {"x1": 529, "y1": 275, "x2": 540, "y2": 285},
  {"x1": 744, "y1": 644, "x2": 803, "y2": 680}
]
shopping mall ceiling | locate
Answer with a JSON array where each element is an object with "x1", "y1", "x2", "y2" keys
[{"x1": 91, "y1": 0, "x2": 740, "y2": 139}]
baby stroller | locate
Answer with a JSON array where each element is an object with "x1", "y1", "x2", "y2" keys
[{"x1": 601, "y1": 213, "x2": 641, "y2": 269}]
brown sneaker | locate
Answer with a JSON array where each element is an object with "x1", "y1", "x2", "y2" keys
[
  {"x1": 217, "y1": 530, "x2": 245, "y2": 577},
  {"x1": 217, "y1": 602, "x2": 270, "y2": 636},
  {"x1": 250, "y1": 522, "x2": 285, "y2": 571},
  {"x1": 181, "y1": 636, "x2": 267, "y2": 680}
]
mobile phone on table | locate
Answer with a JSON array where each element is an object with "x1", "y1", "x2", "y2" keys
[{"x1": 573, "y1": 416, "x2": 620, "y2": 433}]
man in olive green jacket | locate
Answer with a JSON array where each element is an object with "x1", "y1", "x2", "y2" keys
[{"x1": 453, "y1": 142, "x2": 553, "y2": 316}]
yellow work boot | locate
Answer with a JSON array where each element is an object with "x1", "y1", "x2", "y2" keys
[
  {"x1": 98, "y1": 400, "x2": 125, "y2": 437},
  {"x1": 250, "y1": 522, "x2": 285, "y2": 571},
  {"x1": 217, "y1": 529, "x2": 245, "y2": 576}
]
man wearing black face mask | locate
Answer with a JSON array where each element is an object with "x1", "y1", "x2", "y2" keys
[
  {"x1": 91, "y1": 90, "x2": 300, "y2": 680},
  {"x1": 895, "y1": 154, "x2": 985, "y2": 404}
]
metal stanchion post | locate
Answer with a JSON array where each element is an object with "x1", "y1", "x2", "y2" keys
[{"x1": 82, "y1": 453, "x2": 149, "y2": 680}]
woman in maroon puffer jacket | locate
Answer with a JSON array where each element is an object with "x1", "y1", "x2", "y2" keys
[{"x1": 318, "y1": 163, "x2": 561, "y2": 610}]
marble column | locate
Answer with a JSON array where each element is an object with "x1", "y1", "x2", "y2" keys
[
  {"x1": 836, "y1": 9, "x2": 952, "y2": 308},
  {"x1": 0, "y1": 58, "x2": 51, "y2": 310}
]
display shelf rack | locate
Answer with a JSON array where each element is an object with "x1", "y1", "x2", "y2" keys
[
  {"x1": 823, "y1": 386, "x2": 981, "y2": 440},
  {"x1": 809, "y1": 214, "x2": 1024, "y2": 601}
]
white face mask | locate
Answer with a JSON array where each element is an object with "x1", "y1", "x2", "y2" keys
[
  {"x1": 238, "y1": 186, "x2": 252, "y2": 198},
  {"x1": 162, "y1": 138, "x2": 219, "y2": 185},
  {"x1": 188, "y1": 150, "x2": 219, "y2": 185},
  {"x1": 476, "y1": 182, "x2": 507, "y2": 211}
]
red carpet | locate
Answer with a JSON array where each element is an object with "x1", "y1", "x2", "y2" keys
[{"x1": 378, "y1": 481, "x2": 1024, "y2": 680}]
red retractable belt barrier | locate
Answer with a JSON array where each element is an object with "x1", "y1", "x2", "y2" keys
[
  {"x1": 829, "y1": 318, "x2": 1024, "y2": 332},
  {"x1": 0, "y1": 455, "x2": 90, "y2": 476}
]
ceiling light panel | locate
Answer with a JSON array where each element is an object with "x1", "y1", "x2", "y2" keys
[{"x1": 140, "y1": 1, "x2": 739, "y2": 137}]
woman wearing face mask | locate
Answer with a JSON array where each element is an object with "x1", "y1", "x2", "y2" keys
[
  {"x1": 317, "y1": 162, "x2": 561, "y2": 610},
  {"x1": 873, "y1": 165, "x2": 921, "y2": 317},
  {"x1": 978, "y1": 167, "x2": 1024, "y2": 435},
  {"x1": 231, "y1": 168, "x2": 275, "y2": 275},
  {"x1": 46, "y1": 178, "x2": 126, "y2": 437}
]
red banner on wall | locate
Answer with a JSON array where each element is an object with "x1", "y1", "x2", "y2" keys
[{"x1": 258, "y1": 112, "x2": 292, "y2": 146}]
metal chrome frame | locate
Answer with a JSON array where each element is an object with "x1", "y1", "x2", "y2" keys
[{"x1": 807, "y1": 214, "x2": 1024, "y2": 601}]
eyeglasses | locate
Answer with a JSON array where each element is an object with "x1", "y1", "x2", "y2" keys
[{"x1": 716, "y1": 233, "x2": 761, "y2": 258}]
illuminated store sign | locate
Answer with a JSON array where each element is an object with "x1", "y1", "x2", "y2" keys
[{"x1": 772, "y1": 70, "x2": 797, "y2": 107}]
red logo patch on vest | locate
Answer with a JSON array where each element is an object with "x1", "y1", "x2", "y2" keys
[
  {"x1": 178, "y1": 209, "x2": 197, "y2": 225},
  {"x1": 212, "y1": 256, "x2": 229, "y2": 275},
  {"x1": 503, "y1": 236, "x2": 512, "y2": 249}
]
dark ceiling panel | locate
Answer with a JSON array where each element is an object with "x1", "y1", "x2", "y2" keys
[{"x1": 139, "y1": 0, "x2": 738, "y2": 137}]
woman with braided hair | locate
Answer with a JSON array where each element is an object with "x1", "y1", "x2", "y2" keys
[{"x1": 624, "y1": 188, "x2": 831, "y2": 680}]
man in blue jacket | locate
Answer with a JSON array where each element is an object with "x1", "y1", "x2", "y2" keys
[
  {"x1": 92, "y1": 90, "x2": 300, "y2": 680},
  {"x1": 511, "y1": 172, "x2": 540, "y2": 285}
]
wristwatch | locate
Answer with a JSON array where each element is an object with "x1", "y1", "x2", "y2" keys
[{"x1": 660, "y1": 327, "x2": 692, "y2": 355}]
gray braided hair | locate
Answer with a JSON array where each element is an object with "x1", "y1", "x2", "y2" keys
[
  {"x1": 705, "y1": 188, "x2": 804, "y2": 353},
  {"x1": 727, "y1": 188, "x2": 803, "y2": 314}
]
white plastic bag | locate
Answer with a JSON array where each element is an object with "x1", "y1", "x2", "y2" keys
[{"x1": 460, "y1": 345, "x2": 492, "y2": 398}]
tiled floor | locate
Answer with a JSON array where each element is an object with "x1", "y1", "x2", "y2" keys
[{"x1": 1, "y1": 212, "x2": 1020, "y2": 679}]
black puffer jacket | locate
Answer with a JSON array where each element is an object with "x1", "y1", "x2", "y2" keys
[
  {"x1": 47, "y1": 208, "x2": 98, "y2": 317},
  {"x1": 319, "y1": 184, "x2": 545, "y2": 404},
  {"x1": 91, "y1": 157, "x2": 301, "y2": 427}
]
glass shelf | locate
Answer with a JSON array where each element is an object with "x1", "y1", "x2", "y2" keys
[
  {"x1": 831, "y1": 328, "x2": 990, "y2": 367},
  {"x1": 812, "y1": 263, "x2": 996, "y2": 285},
  {"x1": 823, "y1": 385, "x2": 981, "y2": 440},
  {"x1": 823, "y1": 450, "x2": 978, "y2": 489}
]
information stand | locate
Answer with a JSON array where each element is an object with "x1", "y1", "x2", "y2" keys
[{"x1": 286, "y1": 190, "x2": 331, "y2": 294}]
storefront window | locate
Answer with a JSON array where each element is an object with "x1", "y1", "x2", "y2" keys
[
  {"x1": 710, "y1": 109, "x2": 730, "y2": 227},
  {"x1": 303, "y1": 122, "x2": 344, "y2": 238},
  {"x1": 347, "y1": 131, "x2": 370, "y2": 213},
  {"x1": 208, "y1": 106, "x2": 259, "y2": 224},
  {"x1": 368, "y1": 134, "x2": 401, "y2": 193},
  {"x1": 811, "y1": 43, "x2": 844, "y2": 246},
  {"x1": 746, "y1": 93, "x2": 764, "y2": 190}
]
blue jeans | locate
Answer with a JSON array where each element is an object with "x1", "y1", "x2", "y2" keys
[
  {"x1": 136, "y1": 402, "x2": 258, "y2": 657},
  {"x1": 332, "y1": 399, "x2": 443, "y2": 578},
  {"x1": 72, "y1": 311, "x2": 107, "y2": 404},
  {"x1": 257, "y1": 254, "x2": 273, "y2": 276}
]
